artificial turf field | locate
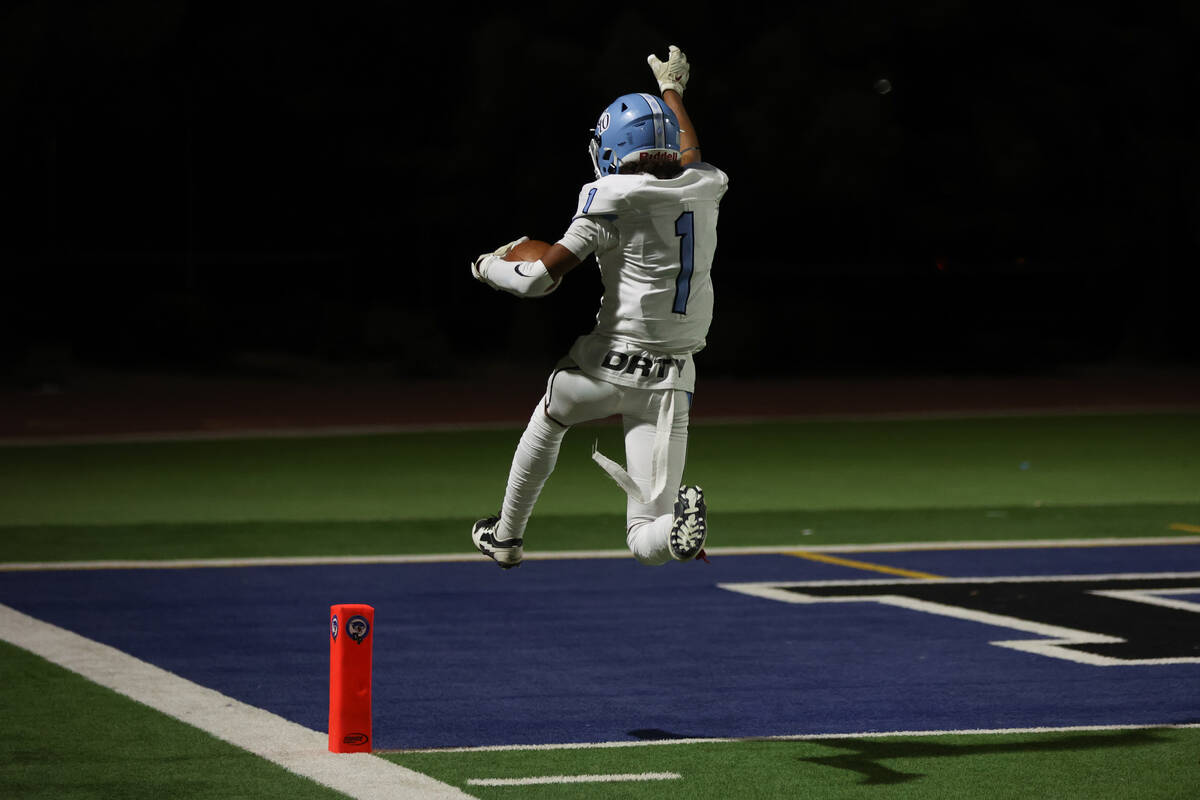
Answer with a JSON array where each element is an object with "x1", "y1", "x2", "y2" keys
[{"x1": 1, "y1": 410, "x2": 1199, "y2": 798}]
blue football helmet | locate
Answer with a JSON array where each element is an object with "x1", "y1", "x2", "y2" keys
[{"x1": 588, "y1": 93, "x2": 681, "y2": 179}]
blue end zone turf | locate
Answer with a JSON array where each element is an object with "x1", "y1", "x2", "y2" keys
[{"x1": 1, "y1": 545, "x2": 1198, "y2": 749}]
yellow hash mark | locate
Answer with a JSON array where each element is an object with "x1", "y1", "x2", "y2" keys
[
  {"x1": 786, "y1": 550, "x2": 944, "y2": 580},
  {"x1": 1169, "y1": 523, "x2": 1200, "y2": 534}
]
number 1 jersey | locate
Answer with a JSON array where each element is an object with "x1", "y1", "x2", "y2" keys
[{"x1": 556, "y1": 163, "x2": 729, "y2": 356}]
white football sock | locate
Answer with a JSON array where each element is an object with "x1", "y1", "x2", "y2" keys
[
  {"x1": 625, "y1": 514, "x2": 674, "y2": 565},
  {"x1": 497, "y1": 406, "x2": 567, "y2": 542}
]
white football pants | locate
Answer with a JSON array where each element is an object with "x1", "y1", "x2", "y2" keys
[{"x1": 496, "y1": 366, "x2": 691, "y2": 565}]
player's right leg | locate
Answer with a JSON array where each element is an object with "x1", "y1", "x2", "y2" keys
[
  {"x1": 473, "y1": 364, "x2": 619, "y2": 568},
  {"x1": 472, "y1": 402, "x2": 567, "y2": 569}
]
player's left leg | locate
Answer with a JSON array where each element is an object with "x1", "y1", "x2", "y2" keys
[{"x1": 622, "y1": 389, "x2": 704, "y2": 565}]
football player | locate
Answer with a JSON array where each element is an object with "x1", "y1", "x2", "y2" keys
[{"x1": 470, "y1": 45, "x2": 729, "y2": 568}]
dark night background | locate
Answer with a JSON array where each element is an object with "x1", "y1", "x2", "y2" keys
[{"x1": 3, "y1": 1, "x2": 1198, "y2": 393}]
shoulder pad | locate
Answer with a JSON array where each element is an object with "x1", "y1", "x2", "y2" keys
[
  {"x1": 684, "y1": 162, "x2": 730, "y2": 193},
  {"x1": 573, "y1": 176, "x2": 642, "y2": 218}
]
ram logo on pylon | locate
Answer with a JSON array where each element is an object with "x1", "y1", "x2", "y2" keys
[
  {"x1": 328, "y1": 603, "x2": 374, "y2": 752},
  {"x1": 346, "y1": 615, "x2": 370, "y2": 644}
]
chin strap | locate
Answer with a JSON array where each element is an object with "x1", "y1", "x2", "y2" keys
[{"x1": 590, "y1": 389, "x2": 675, "y2": 504}]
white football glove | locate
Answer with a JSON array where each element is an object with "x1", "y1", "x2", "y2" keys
[
  {"x1": 647, "y1": 45, "x2": 689, "y2": 96},
  {"x1": 471, "y1": 236, "x2": 529, "y2": 282}
]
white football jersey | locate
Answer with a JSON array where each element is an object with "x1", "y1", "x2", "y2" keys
[{"x1": 556, "y1": 163, "x2": 729, "y2": 355}]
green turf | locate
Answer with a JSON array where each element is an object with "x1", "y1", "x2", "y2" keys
[
  {"x1": 0, "y1": 640, "x2": 346, "y2": 800},
  {"x1": 3, "y1": 412, "x2": 1198, "y2": 799},
  {"x1": 0, "y1": 502, "x2": 1196, "y2": 563},
  {"x1": 385, "y1": 727, "x2": 1200, "y2": 799},
  {"x1": 1, "y1": 414, "x2": 1197, "y2": 526}
]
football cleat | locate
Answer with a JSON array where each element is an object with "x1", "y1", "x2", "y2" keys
[
  {"x1": 472, "y1": 514, "x2": 523, "y2": 569},
  {"x1": 669, "y1": 485, "x2": 707, "y2": 561}
]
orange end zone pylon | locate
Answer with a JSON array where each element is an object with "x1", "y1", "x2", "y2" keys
[{"x1": 329, "y1": 603, "x2": 374, "y2": 753}]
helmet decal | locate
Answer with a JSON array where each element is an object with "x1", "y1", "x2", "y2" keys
[{"x1": 639, "y1": 93, "x2": 667, "y2": 150}]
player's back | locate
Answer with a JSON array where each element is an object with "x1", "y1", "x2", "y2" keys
[{"x1": 576, "y1": 163, "x2": 728, "y2": 354}]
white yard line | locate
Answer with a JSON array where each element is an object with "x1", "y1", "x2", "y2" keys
[
  {"x1": 467, "y1": 772, "x2": 681, "y2": 787},
  {"x1": 387, "y1": 722, "x2": 1200, "y2": 755},
  {"x1": 0, "y1": 603, "x2": 474, "y2": 800},
  {"x1": 3, "y1": 536, "x2": 1199, "y2": 572}
]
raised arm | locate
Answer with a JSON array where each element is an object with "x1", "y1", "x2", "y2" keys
[
  {"x1": 648, "y1": 45, "x2": 702, "y2": 166},
  {"x1": 662, "y1": 90, "x2": 700, "y2": 167}
]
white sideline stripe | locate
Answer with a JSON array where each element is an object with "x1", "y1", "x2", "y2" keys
[
  {"x1": 3, "y1": 404, "x2": 1195, "y2": 447},
  {"x1": 385, "y1": 722, "x2": 1200, "y2": 754},
  {"x1": 467, "y1": 772, "x2": 681, "y2": 787},
  {"x1": 0, "y1": 604, "x2": 474, "y2": 800},
  {"x1": 3, "y1": 536, "x2": 1199, "y2": 572}
]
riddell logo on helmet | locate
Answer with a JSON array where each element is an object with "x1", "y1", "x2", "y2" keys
[{"x1": 639, "y1": 151, "x2": 679, "y2": 163}]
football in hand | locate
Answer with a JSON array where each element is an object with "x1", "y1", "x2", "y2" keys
[{"x1": 505, "y1": 239, "x2": 552, "y2": 262}]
